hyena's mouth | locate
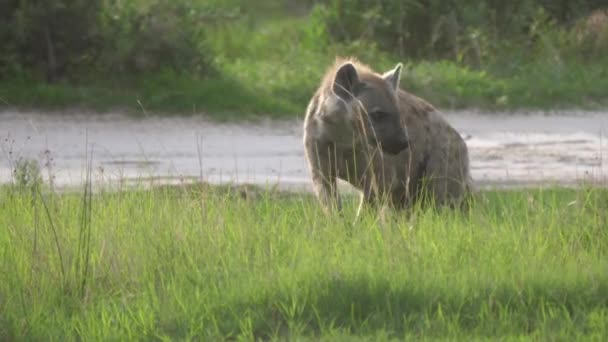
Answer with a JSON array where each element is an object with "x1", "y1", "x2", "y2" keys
[{"x1": 380, "y1": 138, "x2": 409, "y2": 155}]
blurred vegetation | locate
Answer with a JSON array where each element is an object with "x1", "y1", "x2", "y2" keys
[{"x1": 1, "y1": 0, "x2": 608, "y2": 118}]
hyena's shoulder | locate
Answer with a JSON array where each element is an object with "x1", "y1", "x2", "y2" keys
[
  {"x1": 396, "y1": 89, "x2": 459, "y2": 140},
  {"x1": 396, "y1": 89, "x2": 437, "y2": 122},
  {"x1": 394, "y1": 89, "x2": 438, "y2": 148},
  {"x1": 397, "y1": 89, "x2": 467, "y2": 164}
]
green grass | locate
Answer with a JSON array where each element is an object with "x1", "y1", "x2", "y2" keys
[
  {"x1": 0, "y1": 71, "x2": 297, "y2": 121},
  {"x1": 402, "y1": 59, "x2": 608, "y2": 110},
  {"x1": 2, "y1": 13, "x2": 608, "y2": 119},
  {"x1": 1, "y1": 182, "x2": 607, "y2": 340}
]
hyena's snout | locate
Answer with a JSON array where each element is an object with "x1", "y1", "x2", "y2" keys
[{"x1": 381, "y1": 129, "x2": 409, "y2": 155}]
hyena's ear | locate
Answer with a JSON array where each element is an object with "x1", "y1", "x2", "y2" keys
[
  {"x1": 382, "y1": 63, "x2": 403, "y2": 91},
  {"x1": 332, "y1": 62, "x2": 359, "y2": 100}
]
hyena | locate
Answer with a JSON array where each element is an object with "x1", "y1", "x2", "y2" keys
[{"x1": 303, "y1": 58, "x2": 473, "y2": 216}]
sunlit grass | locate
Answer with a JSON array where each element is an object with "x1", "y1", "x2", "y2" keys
[{"x1": 1, "y1": 183, "x2": 607, "y2": 340}]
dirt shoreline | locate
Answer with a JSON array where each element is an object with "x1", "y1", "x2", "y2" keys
[{"x1": 1, "y1": 110, "x2": 606, "y2": 191}]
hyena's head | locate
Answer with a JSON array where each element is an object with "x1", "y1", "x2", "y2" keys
[{"x1": 318, "y1": 60, "x2": 409, "y2": 155}]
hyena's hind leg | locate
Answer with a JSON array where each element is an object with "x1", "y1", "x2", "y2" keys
[{"x1": 425, "y1": 143, "x2": 472, "y2": 210}]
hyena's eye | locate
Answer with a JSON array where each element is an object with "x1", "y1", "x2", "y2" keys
[{"x1": 369, "y1": 111, "x2": 388, "y2": 121}]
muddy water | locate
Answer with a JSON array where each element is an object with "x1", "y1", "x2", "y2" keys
[{"x1": 1, "y1": 110, "x2": 606, "y2": 191}]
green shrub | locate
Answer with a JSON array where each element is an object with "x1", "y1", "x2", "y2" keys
[
  {"x1": 12, "y1": 158, "x2": 42, "y2": 191},
  {"x1": 315, "y1": 0, "x2": 607, "y2": 64},
  {"x1": 1, "y1": 0, "x2": 102, "y2": 81},
  {"x1": 0, "y1": 0, "x2": 237, "y2": 81},
  {"x1": 97, "y1": 0, "x2": 219, "y2": 76}
]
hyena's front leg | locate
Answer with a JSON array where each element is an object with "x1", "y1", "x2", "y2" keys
[
  {"x1": 354, "y1": 176, "x2": 379, "y2": 221},
  {"x1": 305, "y1": 142, "x2": 342, "y2": 213}
]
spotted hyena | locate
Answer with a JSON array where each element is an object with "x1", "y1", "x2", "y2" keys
[{"x1": 303, "y1": 58, "x2": 473, "y2": 215}]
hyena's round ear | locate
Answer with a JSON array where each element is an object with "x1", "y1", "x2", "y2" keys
[
  {"x1": 382, "y1": 63, "x2": 403, "y2": 91},
  {"x1": 333, "y1": 62, "x2": 359, "y2": 101}
]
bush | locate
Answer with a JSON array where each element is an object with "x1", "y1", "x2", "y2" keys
[
  {"x1": 572, "y1": 9, "x2": 608, "y2": 60},
  {"x1": 315, "y1": 0, "x2": 607, "y2": 64},
  {"x1": 0, "y1": 0, "x2": 236, "y2": 82},
  {"x1": 97, "y1": 0, "x2": 221, "y2": 76},
  {"x1": 1, "y1": 0, "x2": 102, "y2": 81},
  {"x1": 12, "y1": 158, "x2": 42, "y2": 191}
]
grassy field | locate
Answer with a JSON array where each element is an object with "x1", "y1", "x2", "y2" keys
[
  {"x1": 1, "y1": 182, "x2": 607, "y2": 340},
  {"x1": 2, "y1": 8, "x2": 608, "y2": 119}
]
